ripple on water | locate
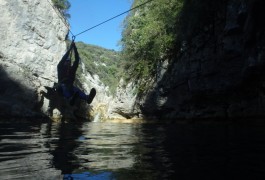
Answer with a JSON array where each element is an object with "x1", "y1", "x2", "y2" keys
[{"x1": 1, "y1": 121, "x2": 265, "y2": 179}]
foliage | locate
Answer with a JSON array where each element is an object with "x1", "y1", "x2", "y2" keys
[
  {"x1": 62, "y1": 0, "x2": 222, "y2": 96},
  {"x1": 74, "y1": 42, "x2": 123, "y2": 94},
  {"x1": 52, "y1": 0, "x2": 71, "y2": 18},
  {"x1": 120, "y1": 0, "x2": 183, "y2": 91},
  {"x1": 120, "y1": 0, "x2": 226, "y2": 93}
]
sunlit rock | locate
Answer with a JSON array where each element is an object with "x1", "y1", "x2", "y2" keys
[{"x1": 0, "y1": 0, "x2": 68, "y2": 119}]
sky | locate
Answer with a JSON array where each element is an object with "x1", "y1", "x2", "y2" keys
[{"x1": 68, "y1": 0, "x2": 133, "y2": 51}]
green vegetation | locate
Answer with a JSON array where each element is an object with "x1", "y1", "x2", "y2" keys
[
  {"x1": 52, "y1": 0, "x2": 71, "y2": 18},
  {"x1": 120, "y1": 0, "x2": 224, "y2": 93},
  {"x1": 75, "y1": 42, "x2": 122, "y2": 94},
  {"x1": 121, "y1": 0, "x2": 184, "y2": 92},
  {"x1": 63, "y1": 0, "x2": 220, "y2": 95}
]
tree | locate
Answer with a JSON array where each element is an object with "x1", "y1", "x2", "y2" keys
[
  {"x1": 52, "y1": 0, "x2": 71, "y2": 19},
  {"x1": 121, "y1": 0, "x2": 183, "y2": 88}
]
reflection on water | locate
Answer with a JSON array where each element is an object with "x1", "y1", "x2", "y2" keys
[
  {"x1": 0, "y1": 122, "x2": 61, "y2": 179},
  {"x1": 1, "y1": 120, "x2": 265, "y2": 179}
]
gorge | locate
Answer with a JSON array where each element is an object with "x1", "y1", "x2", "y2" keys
[
  {"x1": 1, "y1": 0, "x2": 265, "y2": 121},
  {"x1": 1, "y1": 0, "x2": 265, "y2": 179}
]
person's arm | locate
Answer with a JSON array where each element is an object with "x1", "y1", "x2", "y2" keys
[
  {"x1": 72, "y1": 43, "x2": 80, "y2": 72},
  {"x1": 57, "y1": 42, "x2": 74, "y2": 68}
]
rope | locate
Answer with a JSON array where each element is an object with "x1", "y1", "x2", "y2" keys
[
  {"x1": 45, "y1": 0, "x2": 75, "y2": 37},
  {"x1": 46, "y1": 0, "x2": 154, "y2": 40},
  {"x1": 74, "y1": 0, "x2": 154, "y2": 37}
]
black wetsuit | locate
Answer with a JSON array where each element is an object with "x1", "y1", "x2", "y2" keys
[
  {"x1": 57, "y1": 45, "x2": 79, "y2": 87},
  {"x1": 56, "y1": 43, "x2": 96, "y2": 104}
]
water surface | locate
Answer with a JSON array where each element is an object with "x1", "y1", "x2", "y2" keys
[{"x1": 1, "y1": 120, "x2": 265, "y2": 179}]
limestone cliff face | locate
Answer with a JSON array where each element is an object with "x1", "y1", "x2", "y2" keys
[
  {"x1": 0, "y1": 0, "x2": 68, "y2": 118},
  {"x1": 107, "y1": 79, "x2": 139, "y2": 119},
  {"x1": 79, "y1": 62, "x2": 139, "y2": 121},
  {"x1": 83, "y1": 0, "x2": 265, "y2": 121},
  {"x1": 139, "y1": 0, "x2": 265, "y2": 120},
  {"x1": 5, "y1": 0, "x2": 263, "y2": 121},
  {"x1": 0, "y1": 0, "x2": 137, "y2": 120}
]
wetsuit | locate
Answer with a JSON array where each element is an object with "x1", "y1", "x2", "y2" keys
[{"x1": 57, "y1": 44, "x2": 87, "y2": 100}]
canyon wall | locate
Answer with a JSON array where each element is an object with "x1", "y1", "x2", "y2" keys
[
  {"x1": 0, "y1": 0, "x2": 68, "y2": 119},
  {"x1": 140, "y1": 0, "x2": 265, "y2": 120}
]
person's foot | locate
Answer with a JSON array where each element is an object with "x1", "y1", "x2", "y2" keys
[
  {"x1": 87, "y1": 88, "x2": 96, "y2": 104},
  {"x1": 69, "y1": 91, "x2": 79, "y2": 106}
]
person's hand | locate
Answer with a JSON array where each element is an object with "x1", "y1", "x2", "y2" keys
[
  {"x1": 70, "y1": 41, "x2": 75, "y2": 47},
  {"x1": 73, "y1": 42, "x2": 77, "y2": 50}
]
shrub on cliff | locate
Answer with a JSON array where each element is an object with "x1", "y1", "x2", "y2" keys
[
  {"x1": 52, "y1": 0, "x2": 71, "y2": 18},
  {"x1": 121, "y1": 0, "x2": 183, "y2": 92},
  {"x1": 75, "y1": 42, "x2": 122, "y2": 95}
]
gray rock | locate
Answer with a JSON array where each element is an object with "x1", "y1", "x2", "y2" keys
[
  {"x1": 0, "y1": 0, "x2": 69, "y2": 119},
  {"x1": 138, "y1": 0, "x2": 265, "y2": 120}
]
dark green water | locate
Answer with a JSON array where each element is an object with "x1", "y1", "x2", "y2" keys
[{"x1": 0, "y1": 120, "x2": 265, "y2": 179}]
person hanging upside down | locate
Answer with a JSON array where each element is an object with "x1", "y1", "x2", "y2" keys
[{"x1": 57, "y1": 42, "x2": 96, "y2": 105}]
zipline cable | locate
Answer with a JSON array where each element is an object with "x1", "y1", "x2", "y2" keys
[
  {"x1": 46, "y1": 0, "x2": 154, "y2": 40},
  {"x1": 74, "y1": 0, "x2": 154, "y2": 37},
  {"x1": 46, "y1": 0, "x2": 75, "y2": 37}
]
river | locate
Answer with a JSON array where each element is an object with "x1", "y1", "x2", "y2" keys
[{"x1": 0, "y1": 120, "x2": 265, "y2": 179}]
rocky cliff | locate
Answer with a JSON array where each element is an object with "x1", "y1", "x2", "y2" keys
[
  {"x1": 79, "y1": 67, "x2": 139, "y2": 121},
  {"x1": 0, "y1": 0, "x2": 68, "y2": 119},
  {"x1": 140, "y1": 0, "x2": 265, "y2": 120},
  {"x1": 0, "y1": 0, "x2": 137, "y2": 121},
  {"x1": 4, "y1": 0, "x2": 263, "y2": 121}
]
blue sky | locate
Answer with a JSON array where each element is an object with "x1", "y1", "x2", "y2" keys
[{"x1": 68, "y1": 0, "x2": 132, "y2": 51}]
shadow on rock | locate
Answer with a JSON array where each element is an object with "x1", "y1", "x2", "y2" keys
[
  {"x1": 140, "y1": 0, "x2": 265, "y2": 120},
  {"x1": 0, "y1": 65, "x2": 46, "y2": 119}
]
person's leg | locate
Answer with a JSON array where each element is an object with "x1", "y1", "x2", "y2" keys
[
  {"x1": 61, "y1": 84, "x2": 73, "y2": 98},
  {"x1": 68, "y1": 86, "x2": 85, "y2": 106},
  {"x1": 87, "y1": 88, "x2": 96, "y2": 104},
  {"x1": 72, "y1": 86, "x2": 96, "y2": 104},
  {"x1": 72, "y1": 86, "x2": 87, "y2": 100}
]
